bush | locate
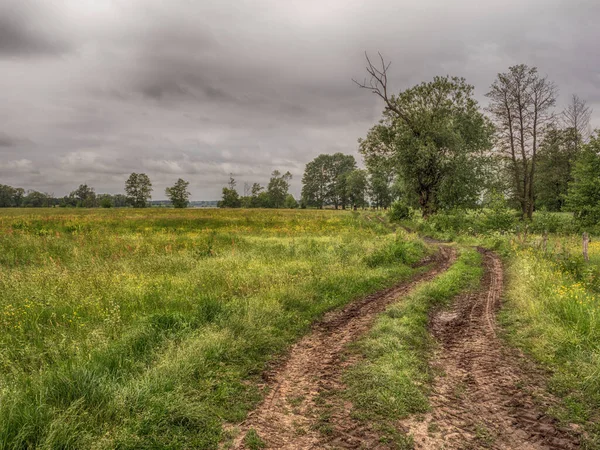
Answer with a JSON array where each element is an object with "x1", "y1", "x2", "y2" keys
[
  {"x1": 480, "y1": 194, "x2": 517, "y2": 232},
  {"x1": 388, "y1": 201, "x2": 412, "y2": 222}
]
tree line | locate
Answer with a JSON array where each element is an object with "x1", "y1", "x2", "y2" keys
[
  {"x1": 0, "y1": 174, "x2": 191, "y2": 209},
  {"x1": 342, "y1": 54, "x2": 598, "y2": 225},
  {"x1": 218, "y1": 170, "x2": 297, "y2": 208}
]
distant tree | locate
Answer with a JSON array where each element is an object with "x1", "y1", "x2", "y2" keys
[
  {"x1": 355, "y1": 54, "x2": 492, "y2": 217},
  {"x1": 71, "y1": 184, "x2": 96, "y2": 207},
  {"x1": 535, "y1": 127, "x2": 580, "y2": 211},
  {"x1": 12, "y1": 187, "x2": 25, "y2": 207},
  {"x1": 487, "y1": 64, "x2": 557, "y2": 219},
  {"x1": 329, "y1": 153, "x2": 357, "y2": 209},
  {"x1": 562, "y1": 94, "x2": 592, "y2": 148},
  {"x1": 165, "y1": 178, "x2": 191, "y2": 208},
  {"x1": 23, "y1": 190, "x2": 52, "y2": 207},
  {"x1": 112, "y1": 194, "x2": 128, "y2": 207},
  {"x1": 284, "y1": 194, "x2": 298, "y2": 209},
  {"x1": 368, "y1": 171, "x2": 393, "y2": 209},
  {"x1": 0, "y1": 185, "x2": 27, "y2": 207},
  {"x1": 302, "y1": 155, "x2": 331, "y2": 209},
  {"x1": 249, "y1": 183, "x2": 269, "y2": 208},
  {"x1": 99, "y1": 195, "x2": 113, "y2": 208},
  {"x1": 0, "y1": 184, "x2": 16, "y2": 207},
  {"x1": 346, "y1": 169, "x2": 368, "y2": 210},
  {"x1": 218, "y1": 175, "x2": 241, "y2": 208},
  {"x1": 125, "y1": 173, "x2": 153, "y2": 208},
  {"x1": 267, "y1": 170, "x2": 292, "y2": 208},
  {"x1": 301, "y1": 153, "x2": 356, "y2": 209},
  {"x1": 565, "y1": 132, "x2": 600, "y2": 227}
]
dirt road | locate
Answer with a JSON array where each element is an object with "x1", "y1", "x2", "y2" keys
[
  {"x1": 402, "y1": 249, "x2": 579, "y2": 449},
  {"x1": 231, "y1": 246, "x2": 456, "y2": 449},
  {"x1": 232, "y1": 247, "x2": 580, "y2": 449}
]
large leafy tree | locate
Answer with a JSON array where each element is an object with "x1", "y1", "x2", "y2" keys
[
  {"x1": 165, "y1": 178, "x2": 191, "y2": 208},
  {"x1": 355, "y1": 55, "x2": 492, "y2": 217},
  {"x1": 125, "y1": 173, "x2": 153, "y2": 208},
  {"x1": 565, "y1": 132, "x2": 600, "y2": 227},
  {"x1": 302, "y1": 155, "x2": 331, "y2": 209},
  {"x1": 346, "y1": 169, "x2": 368, "y2": 210},
  {"x1": 301, "y1": 153, "x2": 356, "y2": 209},
  {"x1": 328, "y1": 153, "x2": 357, "y2": 209}
]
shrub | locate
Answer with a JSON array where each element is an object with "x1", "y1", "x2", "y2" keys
[{"x1": 388, "y1": 201, "x2": 412, "y2": 222}]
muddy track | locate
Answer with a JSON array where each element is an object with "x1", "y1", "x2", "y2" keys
[
  {"x1": 231, "y1": 246, "x2": 456, "y2": 449},
  {"x1": 401, "y1": 249, "x2": 580, "y2": 449}
]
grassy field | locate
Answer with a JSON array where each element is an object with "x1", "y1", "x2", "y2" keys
[
  {"x1": 499, "y1": 235, "x2": 600, "y2": 445},
  {"x1": 0, "y1": 208, "x2": 428, "y2": 449}
]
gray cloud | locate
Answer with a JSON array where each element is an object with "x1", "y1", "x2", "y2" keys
[
  {"x1": 0, "y1": 2, "x2": 70, "y2": 57},
  {"x1": 0, "y1": 0, "x2": 599, "y2": 199}
]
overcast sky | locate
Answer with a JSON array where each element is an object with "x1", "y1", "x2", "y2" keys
[{"x1": 1, "y1": 0, "x2": 599, "y2": 199}]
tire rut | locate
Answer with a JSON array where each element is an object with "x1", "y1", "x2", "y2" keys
[
  {"x1": 230, "y1": 246, "x2": 456, "y2": 450},
  {"x1": 401, "y1": 248, "x2": 580, "y2": 450}
]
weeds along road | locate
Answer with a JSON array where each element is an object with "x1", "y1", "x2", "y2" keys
[
  {"x1": 401, "y1": 249, "x2": 580, "y2": 450},
  {"x1": 231, "y1": 245, "x2": 456, "y2": 449}
]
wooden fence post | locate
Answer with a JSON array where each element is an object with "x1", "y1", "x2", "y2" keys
[
  {"x1": 543, "y1": 232, "x2": 548, "y2": 253},
  {"x1": 583, "y1": 232, "x2": 589, "y2": 262}
]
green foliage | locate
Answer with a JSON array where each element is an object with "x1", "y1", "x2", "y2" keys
[
  {"x1": 70, "y1": 184, "x2": 97, "y2": 207},
  {"x1": 388, "y1": 201, "x2": 411, "y2": 222},
  {"x1": 165, "y1": 178, "x2": 191, "y2": 208},
  {"x1": 218, "y1": 187, "x2": 241, "y2": 208},
  {"x1": 0, "y1": 185, "x2": 25, "y2": 207},
  {"x1": 283, "y1": 194, "x2": 298, "y2": 209},
  {"x1": 267, "y1": 170, "x2": 292, "y2": 208},
  {"x1": 480, "y1": 192, "x2": 517, "y2": 232},
  {"x1": 219, "y1": 176, "x2": 241, "y2": 208},
  {"x1": 0, "y1": 208, "x2": 425, "y2": 448},
  {"x1": 301, "y1": 153, "x2": 357, "y2": 209},
  {"x1": 535, "y1": 128, "x2": 580, "y2": 212},
  {"x1": 565, "y1": 133, "x2": 600, "y2": 228},
  {"x1": 360, "y1": 76, "x2": 493, "y2": 217},
  {"x1": 99, "y1": 196, "x2": 113, "y2": 208},
  {"x1": 346, "y1": 169, "x2": 368, "y2": 209},
  {"x1": 125, "y1": 173, "x2": 153, "y2": 208}
]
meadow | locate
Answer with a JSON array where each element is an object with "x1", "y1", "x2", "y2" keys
[{"x1": 0, "y1": 208, "x2": 428, "y2": 449}]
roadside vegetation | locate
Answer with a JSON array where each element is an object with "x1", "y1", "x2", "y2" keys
[
  {"x1": 0, "y1": 208, "x2": 427, "y2": 449},
  {"x1": 501, "y1": 237, "x2": 600, "y2": 446},
  {"x1": 385, "y1": 206, "x2": 600, "y2": 445}
]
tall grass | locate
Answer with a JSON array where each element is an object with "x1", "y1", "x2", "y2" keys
[
  {"x1": 0, "y1": 208, "x2": 427, "y2": 449},
  {"x1": 501, "y1": 245, "x2": 600, "y2": 446}
]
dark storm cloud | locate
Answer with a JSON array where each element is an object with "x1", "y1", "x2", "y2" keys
[
  {"x1": 0, "y1": 133, "x2": 17, "y2": 147},
  {"x1": 1, "y1": 0, "x2": 599, "y2": 198},
  {"x1": 0, "y1": 2, "x2": 70, "y2": 56}
]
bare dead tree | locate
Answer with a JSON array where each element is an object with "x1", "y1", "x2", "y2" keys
[
  {"x1": 562, "y1": 94, "x2": 592, "y2": 147},
  {"x1": 352, "y1": 53, "x2": 418, "y2": 135},
  {"x1": 486, "y1": 65, "x2": 557, "y2": 219}
]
